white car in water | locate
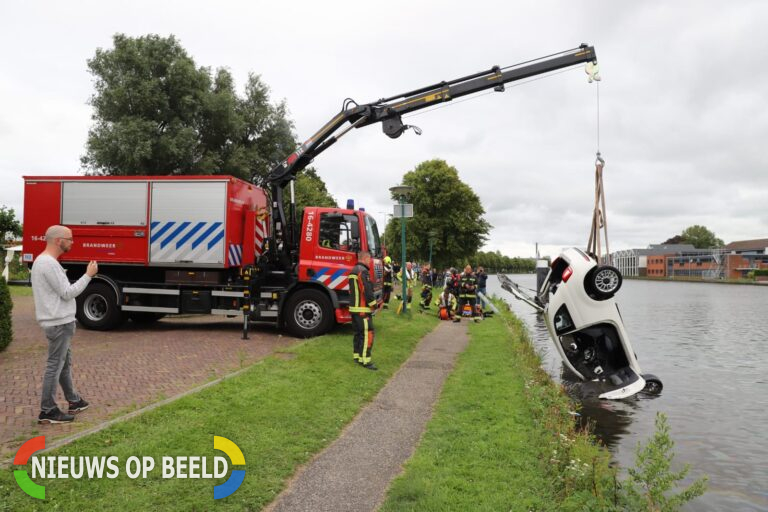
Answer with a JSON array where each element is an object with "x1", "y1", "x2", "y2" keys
[
  {"x1": 539, "y1": 248, "x2": 662, "y2": 399},
  {"x1": 499, "y1": 247, "x2": 662, "y2": 399}
]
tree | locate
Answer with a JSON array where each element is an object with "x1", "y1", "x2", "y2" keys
[
  {"x1": 383, "y1": 159, "x2": 491, "y2": 269},
  {"x1": 294, "y1": 168, "x2": 338, "y2": 217},
  {"x1": 0, "y1": 206, "x2": 22, "y2": 242},
  {"x1": 676, "y1": 225, "x2": 724, "y2": 249},
  {"x1": 661, "y1": 235, "x2": 685, "y2": 245},
  {"x1": 81, "y1": 34, "x2": 296, "y2": 184}
]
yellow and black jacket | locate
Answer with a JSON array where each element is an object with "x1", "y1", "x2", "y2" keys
[
  {"x1": 349, "y1": 262, "x2": 377, "y2": 314},
  {"x1": 459, "y1": 272, "x2": 477, "y2": 298}
]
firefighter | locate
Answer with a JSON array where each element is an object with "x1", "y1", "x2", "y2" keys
[
  {"x1": 348, "y1": 250, "x2": 378, "y2": 370},
  {"x1": 454, "y1": 264, "x2": 479, "y2": 322},
  {"x1": 382, "y1": 255, "x2": 393, "y2": 308},
  {"x1": 419, "y1": 284, "x2": 433, "y2": 310},
  {"x1": 396, "y1": 261, "x2": 416, "y2": 303},
  {"x1": 437, "y1": 287, "x2": 457, "y2": 320}
]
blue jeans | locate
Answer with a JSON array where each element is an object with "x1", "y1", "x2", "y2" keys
[{"x1": 41, "y1": 322, "x2": 81, "y2": 413}]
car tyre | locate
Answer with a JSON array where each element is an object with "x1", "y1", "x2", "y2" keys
[
  {"x1": 641, "y1": 373, "x2": 663, "y2": 395},
  {"x1": 76, "y1": 282, "x2": 125, "y2": 330},
  {"x1": 586, "y1": 265, "x2": 623, "y2": 300},
  {"x1": 284, "y1": 288, "x2": 334, "y2": 338}
]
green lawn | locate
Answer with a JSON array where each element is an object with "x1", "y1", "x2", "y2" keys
[
  {"x1": 9, "y1": 285, "x2": 33, "y2": 297},
  {"x1": 1, "y1": 308, "x2": 439, "y2": 511},
  {"x1": 380, "y1": 303, "x2": 615, "y2": 512}
]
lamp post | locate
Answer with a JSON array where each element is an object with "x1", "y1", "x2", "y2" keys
[{"x1": 390, "y1": 185, "x2": 414, "y2": 312}]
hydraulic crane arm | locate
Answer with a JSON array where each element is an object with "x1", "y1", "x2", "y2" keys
[
  {"x1": 264, "y1": 44, "x2": 598, "y2": 266},
  {"x1": 267, "y1": 44, "x2": 597, "y2": 188}
]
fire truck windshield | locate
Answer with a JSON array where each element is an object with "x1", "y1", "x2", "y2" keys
[{"x1": 364, "y1": 215, "x2": 382, "y2": 258}]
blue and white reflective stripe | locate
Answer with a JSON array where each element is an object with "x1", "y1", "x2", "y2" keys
[
  {"x1": 311, "y1": 267, "x2": 349, "y2": 290},
  {"x1": 311, "y1": 267, "x2": 330, "y2": 282},
  {"x1": 327, "y1": 268, "x2": 348, "y2": 288},
  {"x1": 150, "y1": 221, "x2": 224, "y2": 263},
  {"x1": 228, "y1": 244, "x2": 243, "y2": 266}
]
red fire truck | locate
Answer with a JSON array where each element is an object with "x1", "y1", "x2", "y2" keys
[{"x1": 22, "y1": 45, "x2": 598, "y2": 337}]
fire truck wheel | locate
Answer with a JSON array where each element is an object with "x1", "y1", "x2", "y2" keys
[
  {"x1": 285, "y1": 289, "x2": 333, "y2": 338},
  {"x1": 76, "y1": 282, "x2": 125, "y2": 331}
]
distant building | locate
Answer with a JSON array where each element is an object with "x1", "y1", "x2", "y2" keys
[
  {"x1": 723, "y1": 238, "x2": 768, "y2": 279},
  {"x1": 609, "y1": 238, "x2": 768, "y2": 280}
]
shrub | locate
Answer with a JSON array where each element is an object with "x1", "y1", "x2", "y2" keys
[
  {"x1": 620, "y1": 412, "x2": 708, "y2": 510},
  {"x1": 0, "y1": 275, "x2": 12, "y2": 352}
]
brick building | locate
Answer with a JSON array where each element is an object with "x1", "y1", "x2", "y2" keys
[
  {"x1": 610, "y1": 238, "x2": 768, "y2": 280},
  {"x1": 723, "y1": 238, "x2": 768, "y2": 279}
]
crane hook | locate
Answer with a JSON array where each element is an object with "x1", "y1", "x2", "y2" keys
[{"x1": 586, "y1": 62, "x2": 601, "y2": 83}]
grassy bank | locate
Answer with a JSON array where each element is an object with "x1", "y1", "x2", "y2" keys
[
  {"x1": 9, "y1": 285, "x2": 33, "y2": 297},
  {"x1": 381, "y1": 303, "x2": 615, "y2": 512},
  {"x1": 0, "y1": 308, "x2": 439, "y2": 511}
]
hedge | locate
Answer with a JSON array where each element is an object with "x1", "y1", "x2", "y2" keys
[{"x1": 0, "y1": 275, "x2": 12, "y2": 352}]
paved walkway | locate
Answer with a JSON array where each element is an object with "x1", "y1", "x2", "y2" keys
[
  {"x1": 0, "y1": 295, "x2": 295, "y2": 459},
  {"x1": 266, "y1": 320, "x2": 470, "y2": 512}
]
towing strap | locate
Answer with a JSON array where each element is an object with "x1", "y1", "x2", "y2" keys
[{"x1": 586, "y1": 153, "x2": 611, "y2": 263}]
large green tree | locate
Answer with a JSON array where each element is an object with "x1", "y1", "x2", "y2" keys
[
  {"x1": 81, "y1": 34, "x2": 296, "y2": 185},
  {"x1": 0, "y1": 206, "x2": 22, "y2": 242},
  {"x1": 383, "y1": 159, "x2": 491, "y2": 269},
  {"x1": 294, "y1": 168, "x2": 338, "y2": 217},
  {"x1": 664, "y1": 225, "x2": 724, "y2": 249},
  {"x1": 472, "y1": 250, "x2": 535, "y2": 273}
]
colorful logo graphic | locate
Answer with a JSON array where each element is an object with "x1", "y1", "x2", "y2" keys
[
  {"x1": 213, "y1": 436, "x2": 245, "y2": 499},
  {"x1": 12, "y1": 435, "x2": 243, "y2": 500},
  {"x1": 14, "y1": 436, "x2": 46, "y2": 499}
]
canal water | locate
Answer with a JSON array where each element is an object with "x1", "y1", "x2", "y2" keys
[{"x1": 487, "y1": 275, "x2": 768, "y2": 511}]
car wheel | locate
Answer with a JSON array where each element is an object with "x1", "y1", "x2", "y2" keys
[
  {"x1": 641, "y1": 373, "x2": 663, "y2": 395},
  {"x1": 76, "y1": 282, "x2": 125, "y2": 330},
  {"x1": 586, "y1": 265, "x2": 623, "y2": 300},
  {"x1": 284, "y1": 288, "x2": 334, "y2": 338}
]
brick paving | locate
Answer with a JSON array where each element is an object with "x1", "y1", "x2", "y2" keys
[{"x1": 0, "y1": 295, "x2": 296, "y2": 459}]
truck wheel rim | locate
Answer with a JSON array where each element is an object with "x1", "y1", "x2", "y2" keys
[
  {"x1": 594, "y1": 269, "x2": 619, "y2": 293},
  {"x1": 83, "y1": 294, "x2": 108, "y2": 322},
  {"x1": 294, "y1": 300, "x2": 322, "y2": 329}
]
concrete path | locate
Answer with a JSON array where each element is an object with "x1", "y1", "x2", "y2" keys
[{"x1": 267, "y1": 320, "x2": 470, "y2": 512}]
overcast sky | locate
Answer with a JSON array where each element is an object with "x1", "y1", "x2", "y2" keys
[{"x1": 1, "y1": 1, "x2": 766, "y2": 258}]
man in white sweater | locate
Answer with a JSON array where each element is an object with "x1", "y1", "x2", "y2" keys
[{"x1": 31, "y1": 225, "x2": 98, "y2": 424}]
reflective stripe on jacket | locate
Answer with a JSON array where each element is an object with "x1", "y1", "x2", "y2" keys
[
  {"x1": 349, "y1": 262, "x2": 376, "y2": 313},
  {"x1": 396, "y1": 268, "x2": 416, "y2": 288},
  {"x1": 459, "y1": 272, "x2": 477, "y2": 298}
]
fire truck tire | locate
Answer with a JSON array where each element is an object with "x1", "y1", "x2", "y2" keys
[
  {"x1": 76, "y1": 282, "x2": 125, "y2": 331},
  {"x1": 284, "y1": 289, "x2": 334, "y2": 338}
]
